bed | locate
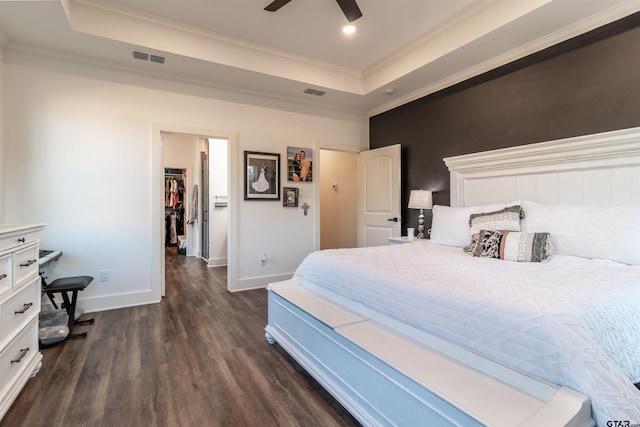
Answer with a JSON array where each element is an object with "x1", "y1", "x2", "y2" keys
[{"x1": 265, "y1": 127, "x2": 640, "y2": 427}]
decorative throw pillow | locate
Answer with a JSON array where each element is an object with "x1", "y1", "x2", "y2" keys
[
  {"x1": 430, "y1": 201, "x2": 521, "y2": 248},
  {"x1": 463, "y1": 234, "x2": 478, "y2": 254},
  {"x1": 464, "y1": 205, "x2": 524, "y2": 253},
  {"x1": 468, "y1": 205, "x2": 524, "y2": 237},
  {"x1": 501, "y1": 231, "x2": 551, "y2": 262},
  {"x1": 472, "y1": 230, "x2": 551, "y2": 262},
  {"x1": 472, "y1": 230, "x2": 502, "y2": 258}
]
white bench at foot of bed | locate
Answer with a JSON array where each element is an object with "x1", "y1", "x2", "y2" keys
[{"x1": 265, "y1": 278, "x2": 594, "y2": 427}]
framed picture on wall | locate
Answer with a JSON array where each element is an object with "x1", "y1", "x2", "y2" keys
[
  {"x1": 244, "y1": 151, "x2": 280, "y2": 200},
  {"x1": 287, "y1": 147, "x2": 313, "y2": 182},
  {"x1": 283, "y1": 187, "x2": 299, "y2": 207}
]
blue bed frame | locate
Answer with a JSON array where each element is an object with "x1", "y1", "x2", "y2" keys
[{"x1": 265, "y1": 279, "x2": 592, "y2": 427}]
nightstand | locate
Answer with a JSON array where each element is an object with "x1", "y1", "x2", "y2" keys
[{"x1": 387, "y1": 236, "x2": 421, "y2": 245}]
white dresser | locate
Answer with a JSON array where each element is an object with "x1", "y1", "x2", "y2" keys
[{"x1": 0, "y1": 224, "x2": 45, "y2": 421}]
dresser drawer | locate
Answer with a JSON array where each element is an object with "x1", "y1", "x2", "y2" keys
[
  {"x1": 14, "y1": 244, "x2": 39, "y2": 287},
  {"x1": 0, "y1": 319, "x2": 38, "y2": 399},
  {"x1": 0, "y1": 230, "x2": 40, "y2": 254},
  {"x1": 0, "y1": 278, "x2": 39, "y2": 348},
  {"x1": 0, "y1": 255, "x2": 11, "y2": 296}
]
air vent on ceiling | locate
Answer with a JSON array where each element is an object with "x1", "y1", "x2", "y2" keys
[
  {"x1": 132, "y1": 50, "x2": 165, "y2": 64},
  {"x1": 150, "y1": 55, "x2": 165, "y2": 64},
  {"x1": 304, "y1": 88, "x2": 326, "y2": 96},
  {"x1": 132, "y1": 51, "x2": 149, "y2": 61}
]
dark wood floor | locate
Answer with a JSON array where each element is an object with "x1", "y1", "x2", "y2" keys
[{"x1": 2, "y1": 249, "x2": 360, "y2": 427}]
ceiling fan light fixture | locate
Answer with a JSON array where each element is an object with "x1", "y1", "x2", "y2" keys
[
  {"x1": 265, "y1": 0, "x2": 363, "y2": 23},
  {"x1": 336, "y1": 0, "x2": 363, "y2": 22},
  {"x1": 342, "y1": 25, "x2": 356, "y2": 34}
]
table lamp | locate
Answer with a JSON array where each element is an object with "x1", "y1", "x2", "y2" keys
[{"x1": 408, "y1": 190, "x2": 433, "y2": 239}]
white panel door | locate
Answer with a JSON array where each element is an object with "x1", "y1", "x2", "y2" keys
[{"x1": 357, "y1": 144, "x2": 401, "y2": 247}]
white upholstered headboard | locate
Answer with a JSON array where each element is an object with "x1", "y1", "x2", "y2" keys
[{"x1": 444, "y1": 127, "x2": 640, "y2": 207}]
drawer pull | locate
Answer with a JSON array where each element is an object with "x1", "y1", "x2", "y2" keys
[
  {"x1": 11, "y1": 348, "x2": 30, "y2": 364},
  {"x1": 19, "y1": 259, "x2": 37, "y2": 267},
  {"x1": 17, "y1": 238, "x2": 26, "y2": 243},
  {"x1": 0, "y1": 274, "x2": 6, "y2": 281},
  {"x1": 15, "y1": 302, "x2": 34, "y2": 315}
]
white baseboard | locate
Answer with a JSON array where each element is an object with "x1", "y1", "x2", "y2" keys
[
  {"x1": 207, "y1": 257, "x2": 227, "y2": 267},
  {"x1": 42, "y1": 289, "x2": 160, "y2": 314},
  {"x1": 44, "y1": 273, "x2": 292, "y2": 313},
  {"x1": 230, "y1": 273, "x2": 293, "y2": 292}
]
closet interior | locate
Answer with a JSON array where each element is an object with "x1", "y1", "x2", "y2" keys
[{"x1": 165, "y1": 168, "x2": 186, "y2": 253}]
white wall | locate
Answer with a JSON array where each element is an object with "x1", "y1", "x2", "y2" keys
[
  {"x1": 208, "y1": 138, "x2": 228, "y2": 267},
  {"x1": 0, "y1": 51, "x2": 4, "y2": 223},
  {"x1": 1, "y1": 53, "x2": 367, "y2": 312}
]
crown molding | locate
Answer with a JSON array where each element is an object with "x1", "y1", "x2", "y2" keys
[
  {"x1": 366, "y1": 0, "x2": 640, "y2": 117},
  {"x1": 71, "y1": 0, "x2": 364, "y2": 94},
  {"x1": 3, "y1": 43, "x2": 367, "y2": 122}
]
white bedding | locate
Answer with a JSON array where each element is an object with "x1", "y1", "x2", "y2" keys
[{"x1": 294, "y1": 241, "x2": 640, "y2": 425}]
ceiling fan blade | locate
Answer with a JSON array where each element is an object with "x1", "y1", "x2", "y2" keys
[
  {"x1": 336, "y1": 0, "x2": 362, "y2": 22},
  {"x1": 264, "y1": 0, "x2": 293, "y2": 12}
]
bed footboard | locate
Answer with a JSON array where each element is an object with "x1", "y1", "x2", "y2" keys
[{"x1": 265, "y1": 278, "x2": 594, "y2": 427}]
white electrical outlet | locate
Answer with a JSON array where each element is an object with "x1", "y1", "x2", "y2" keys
[
  {"x1": 260, "y1": 254, "x2": 267, "y2": 266},
  {"x1": 100, "y1": 269, "x2": 110, "y2": 282}
]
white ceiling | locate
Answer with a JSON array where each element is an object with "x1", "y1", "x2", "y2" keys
[{"x1": 1, "y1": 0, "x2": 639, "y2": 116}]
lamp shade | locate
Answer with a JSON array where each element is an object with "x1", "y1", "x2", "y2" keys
[{"x1": 408, "y1": 190, "x2": 433, "y2": 209}]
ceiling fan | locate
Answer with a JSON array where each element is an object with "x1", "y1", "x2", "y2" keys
[{"x1": 264, "y1": 0, "x2": 363, "y2": 23}]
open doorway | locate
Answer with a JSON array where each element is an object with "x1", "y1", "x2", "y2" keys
[
  {"x1": 163, "y1": 134, "x2": 228, "y2": 262},
  {"x1": 154, "y1": 127, "x2": 236, "y2": 298},
  {"x1": 317, "y1": 144, "x2": 402, "y2": 250},
  {"x1": 162, "y1": 134, "x2": 202, "y2": 258},
  {"x1": 319, "y1": 149, "x2": 358, "y2": 249}
]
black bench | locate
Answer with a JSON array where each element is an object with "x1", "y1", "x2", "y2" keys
[{"x1": 42, "y1": 275, "x2": 95, "y2": 338}]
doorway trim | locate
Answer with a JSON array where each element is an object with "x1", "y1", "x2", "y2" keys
[{"x1": 152, "y1": 124, "x2": 238, "y2": 298}]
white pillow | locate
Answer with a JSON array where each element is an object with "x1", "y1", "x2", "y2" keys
[
  {"x1": 521, "y1": 201, "x2": 640, "y2": 265},
  {"x1": 430, "y1": 201, "x2": 521, "y2": 248}
]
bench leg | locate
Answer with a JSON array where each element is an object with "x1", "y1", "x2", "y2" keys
[
  {"x1": 59, "y1": 290, "x2": 94, "y2": 338},
  {"x1": 46, "y1": 292, "x2": 60, "y2": 310}
]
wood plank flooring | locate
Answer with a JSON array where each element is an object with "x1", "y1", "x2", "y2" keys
[{"x1": 2, "y1": 249, "x2": 360, "y2": 427}]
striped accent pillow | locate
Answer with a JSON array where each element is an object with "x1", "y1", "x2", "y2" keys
[
  {"x1": 473, "y1": 230, "x2": 551, "y2": 262},
  {"x1": 500, "y1": 231, "x2": 551, "y2": 262}
]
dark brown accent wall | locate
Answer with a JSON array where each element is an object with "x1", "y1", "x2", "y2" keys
[{"x1": 370, "y1": 12, "x2": 640, "y2": 234}]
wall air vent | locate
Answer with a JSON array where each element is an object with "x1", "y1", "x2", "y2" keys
[
  {"x1": 304, "y1": 88, "x2": 326, "y2": 96},
  {"x1": 131, "y1": 50, "x2": 165, "y2": 64}
]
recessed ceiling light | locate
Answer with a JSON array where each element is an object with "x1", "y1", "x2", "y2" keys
[{"x1": 342, "y1": 25, "x2": 356, "y2": 34}]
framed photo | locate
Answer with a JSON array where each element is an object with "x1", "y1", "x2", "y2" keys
[
  {"x1": 244, "y1": 151, "x2": 280, "y2": 200},
  {"x1": 283, "y1": 187, "x2": 299, "y2": 207},
  {"x1": 287, "y1": 146, "x2": 313, "y2": 182}
]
